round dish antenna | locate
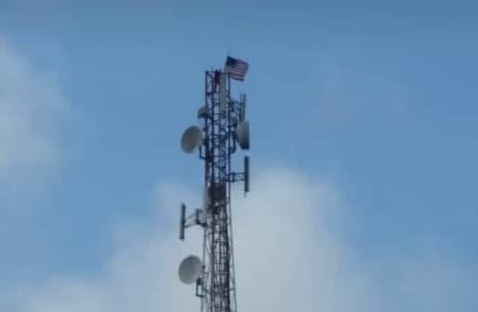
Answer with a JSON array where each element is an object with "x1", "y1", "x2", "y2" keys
[
  {"x1": 178, "y1": 255, "x2": 203, "y2": 284},
  {"x1": 235, "y1": 121, "x2": 250, "y2": 150},
  {"x1": 181, "y1": 126, "x2": 203, "y2": 153}
]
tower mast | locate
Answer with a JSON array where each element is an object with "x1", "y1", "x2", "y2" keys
[{"x1": 178, "y1": 57, "x2": 250, "y2": 312}]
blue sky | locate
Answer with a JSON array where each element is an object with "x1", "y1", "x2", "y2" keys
[{"x1": 1, "y1": 1, "x2": 477, "y2": 311}]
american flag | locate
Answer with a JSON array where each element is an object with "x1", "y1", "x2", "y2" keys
[{"x1": 224, "y1": 56, "x2": 249, "y2": 81}]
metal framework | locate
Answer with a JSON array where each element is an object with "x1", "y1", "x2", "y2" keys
[{"x1": 179, "y1": 66, "x2": 249, "y2": 312}]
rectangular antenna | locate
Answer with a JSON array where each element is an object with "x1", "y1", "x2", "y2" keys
[
  {"x1": 239, "y1": 93, "x2": 246, "y2": 121},
  {"x1": 179, "y1": 203, "x2": 186, "y2": 240},
  {"x1": 244, "y1": 156, "x2": 250, "y2": 193},
  {"x1": 195, "y1": 209, "x2": 202, "y2": 225},
  {"x1": 219, "y1": 72, "x2": 228, "y2": 112}
]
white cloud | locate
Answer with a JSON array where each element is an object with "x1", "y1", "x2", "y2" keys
[
  {"x1": 13, "y1": 167, "x2": 477, "y2": 312},
  {"x1": 0, "y1": 35, "x2": 66, "y2": 188},
  {"x1": 0, "y1": 34, "x2": 68, "y2": 301}
]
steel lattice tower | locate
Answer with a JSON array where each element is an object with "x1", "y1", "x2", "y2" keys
[{"x1": 178, "y1": 57, "x2": 250, "y2": 312}]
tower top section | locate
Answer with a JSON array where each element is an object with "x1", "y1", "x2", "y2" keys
[{"x1": 177, "y1": 55, "x2": 251, "y2": 312}]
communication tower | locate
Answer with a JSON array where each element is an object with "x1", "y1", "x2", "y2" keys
[{"x1": 178, "y1": 56, "x2": 250, "y2": 312}]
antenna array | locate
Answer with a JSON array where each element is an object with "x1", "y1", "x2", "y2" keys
[{"x1": 178, "y1": 57, "x2": 250, "y2": 312}]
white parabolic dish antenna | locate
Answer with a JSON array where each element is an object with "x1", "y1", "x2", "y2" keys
[
  {"x1": 235, "y1": 121, "x2": 250, "y2": 150},
  {"x1": 181, "y1": 126, "x2": 203, "y2": 153},
  {"x1": 178, "y1": 255, "x2": 203, "y2": 284}
]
